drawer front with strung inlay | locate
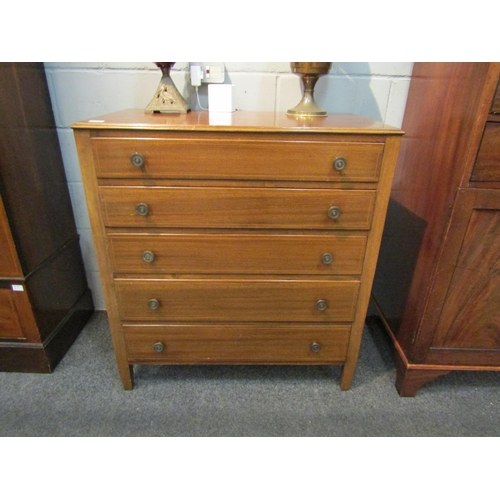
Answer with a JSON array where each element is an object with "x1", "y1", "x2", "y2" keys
[
  {"x1": 99, "y1": 186, "x2": 376, "y2": 230},
  {"x1": 73, "y1": 109, "x2": 402, "y2": 390},
  {"x1": 123, "y1": 324, "x2": 352, "y2": 364},
  {"x1": 107, "y1": 233, "x2": 367, "y2": 275},
  {"x1": 93, "y1": 137, "x2": 384, "y2": 182},
  {"x1": 115, "y1": 278, "x2": 360, "y2": 323}
]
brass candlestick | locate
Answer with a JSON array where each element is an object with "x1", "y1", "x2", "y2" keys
[
  {"x1": 287, "y1": 62, "x2": 332, "y2": 117},
  {"x1": 145, "y1": 62, "x2": 190, "y2": 114}
]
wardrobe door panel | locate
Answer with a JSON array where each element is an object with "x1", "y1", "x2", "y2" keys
[{"x1": 432, "y1": 190, "x2": 500, "y2": 351}]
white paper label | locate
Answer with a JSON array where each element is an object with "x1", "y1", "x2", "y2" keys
[{"x1": 11, "y1": 284, "x2": 24, "y2": 292}]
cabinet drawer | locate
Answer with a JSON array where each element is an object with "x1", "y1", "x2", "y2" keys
[
  {"x1": 0, "y1": 287, "x2": 25, "y2": 339},
  {"x1": 471, "y1": 122, "x2": 500, "y2": 181},
  {"x1": 124, "y1": 324, "x2": 351, "y2": 364},
  {"x1": 93, "y1": 137, "x2": 384, "y2": 182},
  {"x1": 0, "y1": 195, "x2": 22, "y2": 278},
  {"x1": 115, "y1": 278, "x2": 360, "y2": 322},
  {"x1": 0, "y1": 283, "x2": 39, "y2": 341},
  {"x1": 492, "y1": 80, "x2": 500, "y2": 113},
  {"x1": 100, "y1": 186, "x2": 375, "y2": 230},
  {"x1": 108, "y1": 233, "x2": 367, "y2": 275}
]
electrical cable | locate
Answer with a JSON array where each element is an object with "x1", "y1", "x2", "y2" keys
[{"x1": 195, "y1": 86, "x2": 208, "y2": 110}]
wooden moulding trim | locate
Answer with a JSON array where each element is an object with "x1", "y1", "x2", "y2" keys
[{"x1": 406, "y1": 363, "x2": 500, "y2": 372}]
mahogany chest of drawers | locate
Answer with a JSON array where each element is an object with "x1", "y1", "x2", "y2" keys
[{"x1": 73, "y1": 110, "x2": 402, "y2": 389}]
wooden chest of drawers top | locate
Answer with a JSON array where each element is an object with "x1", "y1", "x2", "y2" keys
[
  {"x1": 74, "y1": 108, "x2": 401, "y2": 132},
  {"x1": 74, "y1": 110, "x2": 402, "y2": 190}
]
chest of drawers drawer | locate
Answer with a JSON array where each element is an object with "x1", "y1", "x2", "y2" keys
[
  {"x1": 123, "y1": 324, "x2": 351, "y2": 364},
  {"x1": 115, "y1": 278, "x2": 360, "y2": 322},
  {"x1": 492, "y1": 80, "x2": 500, "y2": 114},
  {"x1": 73, "y1": 110, "x2": 402, "y2": 390},
  {"x1": 107, "y1": 233, "x2": 367, "y2": 275},
  {"x1": 471, "y1": 122, "x2": 500, "y2": 182},
  {"x1": 99, "y1": 186, "x2": 376, "y2": 230},
  {"x1": 93, "y1": 137, "x2": 384, "y2": 182}
]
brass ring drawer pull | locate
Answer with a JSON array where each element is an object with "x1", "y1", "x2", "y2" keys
[
  {"x1": 148, "y1": 299, "x2": 160, "y2": 310},
  {"x1": 142, "y1": 251, "x2": 155, "y2": 263},
  {"x1": 136, "y1": 203, "x2": 149, "y2": 216},
  {"x1": 316, "y1": 299, "x2": 328, "y2": 311},
  {"x1": 153, "y1": 342, "x2": 165, "y2": 353},
  {"x1": 327, "y1": 206, "x2": 341, "y2": 220},
  {"x1": 333, "y1": 157, "x2": 347, "y2": 171},
  {"x1": 130, "y1": 153, "x2": 145, "y2": 168},
  {"x1": 321, "y1": 253, "x2": 333, "y2": 265},
  {"x1": 310, "y1": 342, "x2": 322, "y2": 353}
]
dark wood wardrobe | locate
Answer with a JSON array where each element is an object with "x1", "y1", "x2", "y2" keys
[{"x1": 0, "y1": 62, "x2": 94, "y2": 372}]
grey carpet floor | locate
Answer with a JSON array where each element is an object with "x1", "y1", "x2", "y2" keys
[{"x1": 0, "y1": 312, "x2": 499, "y2": 436}]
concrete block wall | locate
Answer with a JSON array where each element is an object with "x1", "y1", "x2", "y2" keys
[{"x1": 44, "y1": 62, "x2": 413, "y2": 309}]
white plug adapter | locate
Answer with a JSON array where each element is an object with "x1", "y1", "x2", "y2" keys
[{"x1": 190, "y1": 65, "x2": 202, "y2": 86}]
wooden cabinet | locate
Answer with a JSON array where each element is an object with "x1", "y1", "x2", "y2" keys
[
  {"x1": 372, "y1": 62, "x2": 500, "y2": 396},
  {"x1": 73, "y1": 110, "x2": 401, "y2": 390},
  {"x1": 0, "y1": 63, "x2": 94, "y2": 372}
]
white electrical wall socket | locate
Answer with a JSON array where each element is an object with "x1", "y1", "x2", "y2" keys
[{"x1": 201, "y1": 63, "x2": 225, "y2": 84}]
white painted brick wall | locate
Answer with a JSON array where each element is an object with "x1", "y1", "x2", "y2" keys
[{"x1": 44, "y1": 62, "x2": 413, "y2": 309}]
